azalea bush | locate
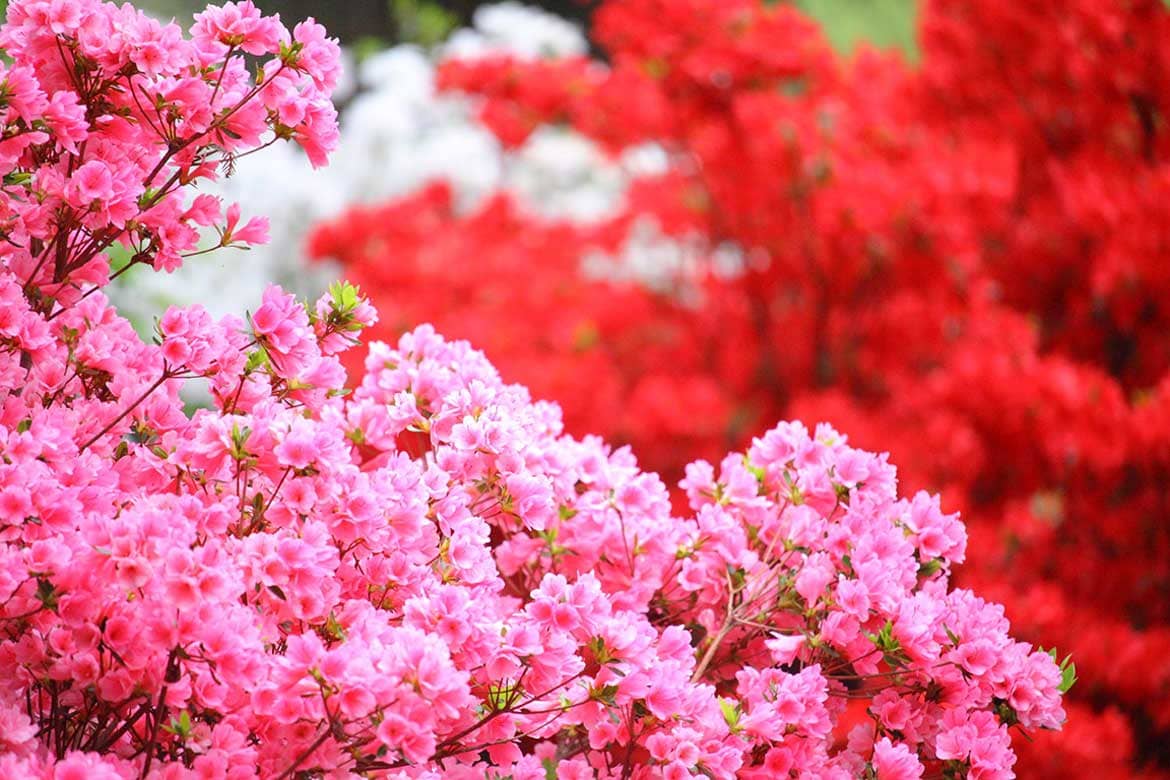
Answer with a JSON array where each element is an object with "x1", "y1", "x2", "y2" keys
[
  {"x1": 108, "y1": 2, "x2": 636, "y2": 333},
  {"x1": 312, "y1": 0, "x2": 1170, "y2": 776},
  {"x1": 0, "y1": 0, "x2": 1070, "y2": 778}
]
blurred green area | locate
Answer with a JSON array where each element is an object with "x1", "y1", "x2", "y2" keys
[
  {"x1": 391, "y1": 0, "x2": 460, "y2": 47},
  {"x1": 350, "y1": 0, "x2": 460, "y2": 61},
  {"x1": 798, "y1": 0, "x2": 918, "y2": 60}
]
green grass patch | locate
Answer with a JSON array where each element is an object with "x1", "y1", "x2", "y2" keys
[{"x1": 796, "y1": 0, "x2": 919, "y2": 61}]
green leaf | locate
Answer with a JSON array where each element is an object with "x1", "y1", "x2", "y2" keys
[
  {"x1": 329, "y1": 280, "x2": 361, "y2": 312},
  {"x1": 324, "y1": 611, "x2": 347, "y2": 642},
  {"x1": 586, "y1": 635, "x2": 613, "y2": 665},
  {"x1": 727, "y1": 565, "x2": 747, "y2": 590},
  {"x1": 244, "y1": 344, "x2": 270, "y2": 372},
  {"x1": 865, "y1": 619, "x2": 909, "y2": 667},
  {"x1": 796, "y1": 0, "x2": 918, "y2": 61},
  {"x1": 589, "y1": 683, "x2": 620, "y2": 706},
  {"x1": 917, "y1": 557, "x2": 943, "y2": 578},
  {"x1": 719, "y1": 698, "x2": 743, "y2": 732},
  {"x1": 1058, "y1": 655, "x2": 1077, "y2": 694},
  {"x1": 251, "y1": 491, "x2": 266, "y2": 522},
  {"x1": 137, "y1": 187, "x2": 160, "y2": 209},
  {"x1": 1041, "y1": 648, "x2": 1077, "y2": 694},
  {"x1": 743, "y1": 458, "x2": 767, "y2": 490},
  {"x1": 994, "y1": 697, "x2": 1019, "y2": 726},
  {"x1": 229, "y1": 423, "x2": 253, "y2": 460},
  {"x1": 487, "y1": 679, "x2": 522, "y2": 711},
  {"x1": 35, "y1": 578, "x2": 59, "y2": 612},
  {"x1": 164, "y1": 710, "x2": 193, "y2": 739},
  {"x1": 392, "y1": 0, "x2": 459, "y2": 47}
]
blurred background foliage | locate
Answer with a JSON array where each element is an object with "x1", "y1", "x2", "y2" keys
[
  {"x1": 129, "y1": 0, "x2": 919, "y2": 58},
  {"x1": 796, "y1": 0, "x2": 916, "y2": 58}
]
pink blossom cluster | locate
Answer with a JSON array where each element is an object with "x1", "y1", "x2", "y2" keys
[
  {"x1": 0, "y1": 0, "x2": 1066, "y2": 777},
  {"x1": 0, "y1": 0, "x2": 339, "y2": 283}
]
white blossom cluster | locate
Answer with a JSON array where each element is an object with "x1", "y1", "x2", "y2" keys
[{"x1": 111, "y1": 3, "x2": 677, "y2": 329}]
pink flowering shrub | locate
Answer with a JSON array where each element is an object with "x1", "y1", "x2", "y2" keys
[{"x1": 0, "y1": 0, "x2": 1068, "y2": 777}]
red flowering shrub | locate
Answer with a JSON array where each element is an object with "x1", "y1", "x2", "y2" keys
[{"x1": 314, "y1": 0, "x2": 1170, "y2": 774}]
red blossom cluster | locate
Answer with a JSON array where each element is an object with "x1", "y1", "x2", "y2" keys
[{"x1": 311, "y1": 0, "x2": 1170, "y2": 775}]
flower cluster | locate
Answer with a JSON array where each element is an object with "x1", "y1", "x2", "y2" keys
[
  {"x1": 0, "y1": 301, "x2": 1070, "y2": 777},
  {"x1": 0, "y1": 0, "x2": 338, "y2": 292},
  {"x1": 0, "y1": 0, "x2": 1066, "y2": 777},
  {"x1": 109, "y1": 2, "x2": 654, "y2": 332},
  {"x1": 306, "y1": 182, "x2": 731, "y2": 474},
  {"x1": 315, "y1": 0, "x2": 1169, "y2": 774}
]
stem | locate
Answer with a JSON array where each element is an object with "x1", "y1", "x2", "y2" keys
[
  {"x1": 45, "y1": 256, "x2": 144, "y2": 322},
  {"x1": 139, "y1": 647, "x2": 182, "y2": 778},
  {"x1": 616, "y1": 507, "x2": 636, "y2": 575},
  {"x1": 276, "y1": 726, "x2": 331, "y2": 779},
  {"x1": 79, "y1": 371, "x2": 170, "y2": 452},
  {"x1": 255, "y1": 468, "x2": 293, "y2": 529},
  {"x1": 690, "y1": 617, "x2": 734, "y2": 683},
  {"x1": 85, "y1": 700, "x2": 151, "y2": 752},
  {"x1": 208, "y1": 46, "x2": 236, "y2": 105},
  {"x1": 432, "y1": 669, "x2": 580, "y2": 756},
  {"x1": 690, "y1": 568, "x2": 739, "y2": 682},
  {"x1": 138, "y1": 687, "x2": 168, "y2": 777}
]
